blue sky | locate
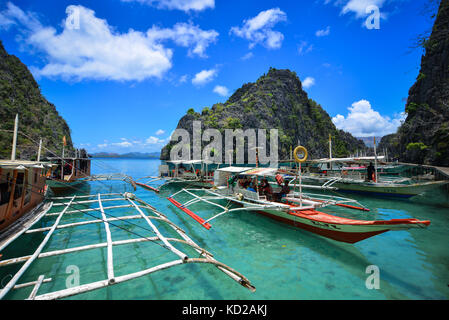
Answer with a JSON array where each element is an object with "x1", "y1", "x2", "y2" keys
[{"x1": 0, "y1": 0, "x2": 436, "y2": 153}]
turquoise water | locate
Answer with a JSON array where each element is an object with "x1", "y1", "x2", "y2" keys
[{"x1": 1, "y1": 158, "x2": 449, "y2": 300}]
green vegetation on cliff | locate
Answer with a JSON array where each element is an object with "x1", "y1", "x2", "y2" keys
[
  {"x1": 0, "y1": 41, "x2": 74, "y2": 160},
  {"x1": 379, "y1": 0, "x2": 449, "y2": 166},
  {"x1": 161, "y1": 68, "x2": 366, "y2": 161}
]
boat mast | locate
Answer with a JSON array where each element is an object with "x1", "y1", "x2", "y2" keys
[
  {"x1": 329, "y1": 133, "x2": 332, "y2": 171},
  {"x1": 374, "y1": 137, "x2": 378, "y2": 182},
  {"x1": 11, "y1": 114, "x2": 18, "y2": 161},
  {"x1": 37, "y1": 139, "x2": 42, "y2": 162}
]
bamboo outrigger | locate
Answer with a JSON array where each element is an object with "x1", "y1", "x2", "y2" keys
[{"x1": 0, "y1": 192, "x2": 255, "y2": 300}]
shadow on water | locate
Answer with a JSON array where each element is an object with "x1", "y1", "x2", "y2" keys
[{"x1": 231, "y1": 208, "x2": 441, "y2": 299}]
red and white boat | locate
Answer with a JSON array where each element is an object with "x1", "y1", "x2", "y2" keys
[{"x1": 167, "y1": 166, "x2": 430, "y2": 244}]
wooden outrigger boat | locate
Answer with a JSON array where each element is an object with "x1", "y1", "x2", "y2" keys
[
  {"x1": 166, "y1": 165, "x2": 431, "y2": 244},
  {"x1": 0, "y1": 160, "x2": 54, "y2": 235},
  {"x1": 45, "y1": 156, "x2": 91, "y2": 195},
  {"x1": 294, "y1": 136, "x2": 448, "y2": 198},
  {"x1": 135, "y1": 160, "x2": 215, "y2": 192},
  {"x1": 297, "y1": 174, "x2": 448, "y2": 198},
  {"x1": 0, "y1": 115, "x2": 55, "y2": 237}
]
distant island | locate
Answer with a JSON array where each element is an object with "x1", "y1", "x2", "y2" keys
[
  {"x1": 90, "y1": 152, "x2": 160, "y2": 159},
  {"x1": 356, "y1": 137, "x2": 383, "y2": 148}
]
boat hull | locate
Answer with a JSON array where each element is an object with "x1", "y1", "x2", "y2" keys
[
  {"x1": 159, "y1": 180, "x2": 214, "y2": 190},
  {"x1": 255, "y1": 209, "x2": 389, "y2": 243},
  {"x1": 302, "y1": 177, "x2": 448, "y2": 198},
  {"x1": 240, "y1": 203, "x2": 430, "y2": 243},
  {"x1": 46, "y1": 179, "x2": 85, "y2": 195}
]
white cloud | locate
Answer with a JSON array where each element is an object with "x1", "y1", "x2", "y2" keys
[
  {"x1": 315, "y1": 26, "x2": 330, "y2": 37},
  {"x1": 297, "y1": 41, "x2": 313, "y2": 55},
  {"x1": 341, "y1": 0, "x2": 385, "y2": 18},
  {"x1": 146, "y1": 22, "x2": 218, "y2": 58},
  {"x1": 192, "y1": 68, "x2": 217, "y2": 86},
  {"x1": 0, "y1": 3, "x2": 218, "y2": 81},
  {"x1": 0, "y1": 11, "x2": 15, "y2": 29},
  {"x1": 179, "y1": 74, "x2": 188, "y2": 83},
  {"x1": 332, "y1": 99, "x2": 405, "y2": 137},
  {"x1": 230, "y1": 8, "x2": 287, "y2": 49},
  {"x1": 121, "y1": 0, "x2": 215, "y2": 12},
  {"x1": 241, "y1": 52, "x2": 254, "y2": 60},
  {"x1": 156, "y1": 129, "x2": 165, "y2": 135},
  {"x1": 302, "y1": 77, "x2": 315, "y2": 89},
  {"x1": 112, "y1": 141, "x2": 133, "y2": 148},
  {"x1": 213, "y1": 85, "x2": 230, "y2": 96},
  {"x1": 146, "y1": 136, "x2": 166, "y2": 144},
  {"x1": 325, "y1": 0, "x2": 387, "y2": 26}
]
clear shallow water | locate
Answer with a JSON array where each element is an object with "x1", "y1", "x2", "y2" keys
[{"x1": 1, "y1": 158, "x2": 449, "y2": 300}]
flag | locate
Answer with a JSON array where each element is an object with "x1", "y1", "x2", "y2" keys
[{"x1": 63, "y1": 136, "x2": 67, "y2": 146}]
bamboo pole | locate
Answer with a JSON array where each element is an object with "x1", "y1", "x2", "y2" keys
[
  {"x1": 98, "y1": 194, "x2": 115, "y2": 284},
  {"x1": 27, "y1": 275, "x2": 45, "y2": 300},
  {"x1": 0, "y1": 236, "x2": 210, "y2": 268},
  {"x1": 127, "y1": 198, "x2": 188, "y2": 261},
  {"x1": 13, "y1": 278, "x2": 52, "y2": 290},
  {"x1": 0, "y1": 202, "x2": 53, "y2": 252},
  {"x1": 52, "y1": 197, "x2": 124, "y2": 206},
  {"x1": 49, "y1": 193, "x2": 121, "y2": 200},
  {"x1": 26, "y1": 215, "x2": 142, "y2": 233},
  {"x1": 34, "y1": 257, "x2": 254, "y2": 300},
  {"x1": 46, "y1": 204, "x2": 147, "y2": 217},
  {"x1": 0, "y1": 196, "x2": 75, "y2": 300}
]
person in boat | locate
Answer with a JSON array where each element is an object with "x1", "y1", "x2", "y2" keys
[
  {"x1": 280, "y1": 179, "x2": 291, "y2": 197},
  {"x1": 228, "y1": 175, "x2": 237, "y2": 191},
  {"x1": 242, "y1": 176, "x2": 251, "y2": 189},
  {"x1": 272, "y1": 179, "x2": 290, "y2": 202},
  {"x1": 367, "y1": 162, "x2": 375, "y2": 182},
  {"x1": 247, "y1": 177, "x2": 257, "y2": 192},
  {"x1": 259, "y1": 178, "x2": 273, "y2": 199},
  {"x1": 63, "y1": 162, "x2": 72, "y2": 176}
]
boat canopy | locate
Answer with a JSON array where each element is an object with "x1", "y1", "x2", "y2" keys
[
  {"x1": 46, "y1": 157, "x2": 90, "y2": 161},
  {"x1": 215, "y1": 166, "x2": 254, "y2": 173},
  {"x1": 0, "y1": 160, "x2": 56, "y2": 170},
  {"x1": 240, "y1": 167, "x2": 278, "y2": 176},
  {"x1": 311, "y1": 156, "x2": 385, "y2": 163},
  {"x1": 166, "y1": 160, "x2": 213, "y2": 165}
]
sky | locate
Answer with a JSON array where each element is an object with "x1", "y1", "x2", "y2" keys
[{"x1": 0, "y1": 0, "x2": 437, "y2": 153}]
